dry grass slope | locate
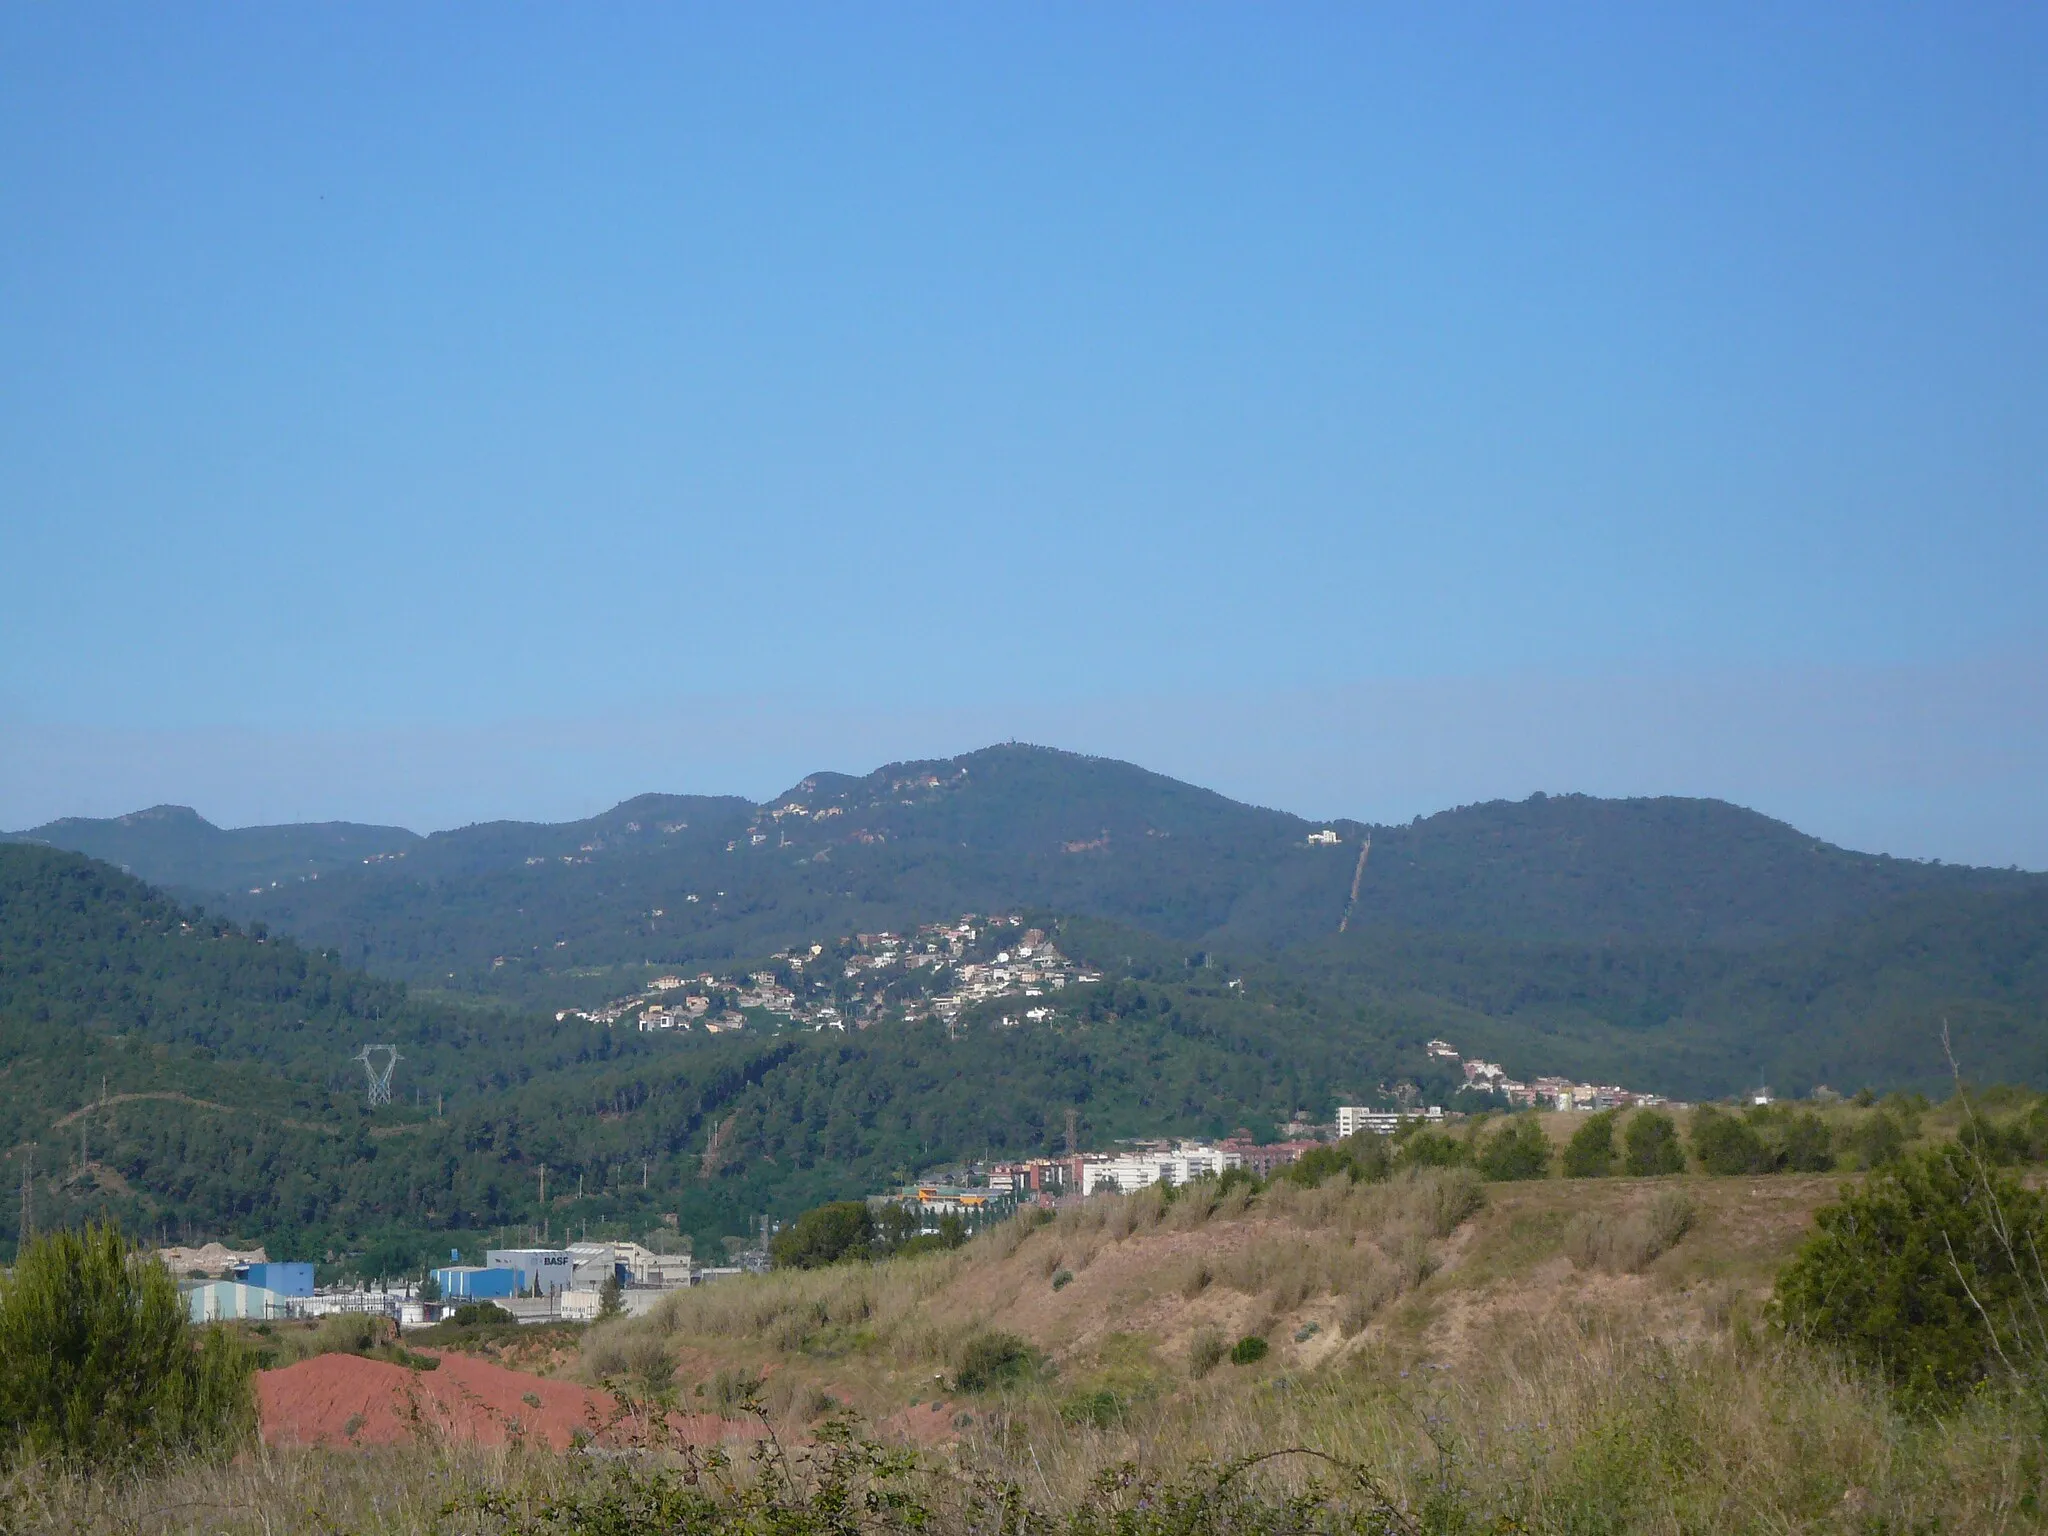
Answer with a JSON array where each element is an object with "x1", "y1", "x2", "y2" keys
[{"x1": 7, "y1": 1167, "x2": 2047, "y2": 1532}]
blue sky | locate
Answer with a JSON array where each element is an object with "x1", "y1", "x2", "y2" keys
[{"x1": 3, "y1": 6, "x2": 2044, "y2": 862}]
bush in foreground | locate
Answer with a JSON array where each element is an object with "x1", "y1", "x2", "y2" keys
[
  {"x1": 1772, "y1": 1143, "x2": 2048, "y2": 1403},
  {"x1": 0, "y1": 1224, "x2": 254, "y2": 1467}
]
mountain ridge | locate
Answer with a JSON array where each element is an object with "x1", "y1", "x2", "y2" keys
[{"x1": 10, "y1": 744, "x2": 2036, "y2": 1004}]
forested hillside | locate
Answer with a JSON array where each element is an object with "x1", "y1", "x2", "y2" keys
[
  {"x1": 21, "y1": 745, "x2": 2023, "y2": 1007},
  {"x1": 0, "y1": 845, "x2": 1438, "y2": 1267},
  {"x1": 4, "y1": 803, "x2": 419, "y2": 893},
  {"x1": 1230, "y1": 884, "x2": 2048, "y2": 1102},
  {"x1": 7, "y1": 746, "x2": 2047, "y2": 1272}
]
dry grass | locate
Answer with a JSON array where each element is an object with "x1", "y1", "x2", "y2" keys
[
  {"x1": 1563, "y1": 1187, "x2": 1697, "y2": 1274},
  {"x1": 8, "y1": 1170, "x2": 2047, "y2": 1532},
  {"x1": 9, "y1": 1317, "x2": 2043, "y2": 1534},
  {"x1": 958, "y1": 1311, "x2": 2044, "y2": 1533}
]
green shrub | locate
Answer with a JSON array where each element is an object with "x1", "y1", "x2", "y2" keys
[
  {"x1": 1621, "y1": 1110, "x2": 1686, "y2": 1176},
  {"x1": 597, "y1": 1273, "x2": 625, "y2": 1319},
  {"x1": 770, "y1": 1202, "x2": 876, "y2": 1269},
  {"x1": 1058, "y1": 1387, "x2": 1127, "y2": 1428},
  {"x1": 1842, "y1": 1110, "x2": 1907, "y2": 1169},
  {"x1": 1281, "y1": 1135, "x2": 1389, "y2": 1187},
  {"x1": 1229, "y1": 1335, "x2": 1269, "y2": 1365},
  {"x1": 1051, "y1": 1269, "x2": 1074, "y2": 1290},
  {"x1": 1562, "y1": 1111, "x2": 1618, "y2": 1177},
  {"x1": 636, "y1": 1338, "x2": 677, "y2": 1398},
  {"x1": 953, "y1": 1331, "x2": 1041, "y2": 1393},
  {"x1": 711, "y1": 1366, "x2": 762, "y2": 1416},
  {"x1": 1476, "y1": 1114, "x2": 1551, "y2": 1181},
  {"x1": 1690, "y1": 1105, "x2": 1771, "y2": 1175},
  {"x1": 1187, "y1": 1330, "x2": 1228, "y2": 1377},
  {"x1": 1393, "y1": 1129, "x2": 1469, "y2": 1171},
  {"x1": 1955, "y1": 1101, "x2": 2048, "y2": 1166},
  {"x1": 1781, "y1": 1111, "x2": 1835, "y2": 1172},
  {"x1": 1772, "y1": 1143, "x2": 2048, "y2": 1403},
  {"x1": 450, "y1": 1300, "x2": 516, "y2": 1327},
  {"x1": 312, "y1": 1312, "x2": 387, "y2": 1355},
  {"x1": 0, "y1": 1224, "x2": 255, "y2": 1467}
]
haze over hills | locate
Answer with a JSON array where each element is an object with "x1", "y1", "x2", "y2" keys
[
  {"x1": 13, "y1": 745, "x2": 2031, "y2": 1005},
  {"x1": 5, "y1": 804, "x2": 421, "y2": 894}
]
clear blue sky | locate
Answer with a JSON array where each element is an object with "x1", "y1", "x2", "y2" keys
[{"x1": 3, "y1": 6, "x2": 2044, "y2": 862}]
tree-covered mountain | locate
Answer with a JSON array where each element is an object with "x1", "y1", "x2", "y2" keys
[
  {"x1": 0, "y1": 844, "x2": 1426, "y2": 1266},
  {"x1": 3, "y1": 804, "x2": 419, "y2": 895},
  {"x1": 5, "y1": 817, "x2": 2048, "y2": 1271},
  {"x1": 25, "y1": 745, "x2": 2021, "y2": 1006},
  {"x1": 1237, "y1": 884, "x2": 2048, "y2": 1105}
]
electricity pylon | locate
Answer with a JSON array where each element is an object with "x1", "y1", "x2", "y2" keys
[{"x1": 353, "y1": 1045, "x2": 401, "y2": 1107}]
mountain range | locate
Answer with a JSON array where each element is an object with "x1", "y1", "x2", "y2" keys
[
  {"x1": 5, "y1": 743, "x2": 2046, "y2": 1267},
  {"x1": 10, "y1": 744, "x2": 2029, "y2": 1001}
]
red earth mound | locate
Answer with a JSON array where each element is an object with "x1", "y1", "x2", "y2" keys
[{"x1": 257, "y1": 1350, "x2": 766, "y2": 1451}]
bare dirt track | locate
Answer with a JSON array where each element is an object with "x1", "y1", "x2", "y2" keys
[{"x1": 258, "y1": 1350, "x2": 768, "y2": 1451}]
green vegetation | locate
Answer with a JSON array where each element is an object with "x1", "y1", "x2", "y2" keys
[
  {"x1": 952, "y1": 1331, "x2": 1042, "y2": 1392},
  {"x1": 7, "y1": 738, "x2": 2048, "y2": 1273},
  {"x1": 1475, "y1": 1114, "x2": 1550, "y2": 1180},
  {"x1": 1621, "y1": 1109, "x2": 1686, "y2": 1175},
  {"x1": 4, "y1": 804, "x2": 419, "y2": 896},
  {"x1": 21, "y1": 1152, "x2": 2048, "y2": 1532},
  {"x1": 137, "y1": 746, "x2": 2026, "y2": 997},
  {"x1": 1562, "y1": 1110, "x2": 1619, "y2": 1177},
  {"x1": 1773, "y1": 1143, "x2": 2048, "y2": 1403},
  {"x1": 770, "y1": 1202, "x2": 876, "y2": 1270},
  {"x1": 0, "y1": 1224, "x2": 254, "y2": 1466},
  {"x1": 23, "y1": 747, "x2": 2035, "y2": 1102},
  {"x1": 1689, "y1": 1103, "x2": 1837, "y2": 1175}
]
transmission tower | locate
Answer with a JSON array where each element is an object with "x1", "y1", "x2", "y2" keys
[{"x1": 353, "y1": 1045, "x2": 401, "y2": 1107}]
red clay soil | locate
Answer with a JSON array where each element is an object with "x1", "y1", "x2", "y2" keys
[{"x1": 258, "y1": 1351, "x2": 767, "y2": 1452}]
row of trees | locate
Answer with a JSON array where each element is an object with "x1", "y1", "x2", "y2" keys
[{"x1": 1370, "y1": 1100, "x2": 1928, "y2": 1186}]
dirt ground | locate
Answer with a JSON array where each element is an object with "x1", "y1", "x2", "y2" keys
[{"x1": 257, "y1": 1349, "x2": 770, "y2": 1451}]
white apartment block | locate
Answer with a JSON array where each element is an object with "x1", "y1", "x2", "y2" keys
[{"x1": 1336, "y1": 1105, "x2": 1445, "y2": 1138}]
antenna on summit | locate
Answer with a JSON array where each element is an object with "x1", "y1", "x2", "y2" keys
[{"x1": 353, "y1": 1045, "x2": 400, "y2": 1107}]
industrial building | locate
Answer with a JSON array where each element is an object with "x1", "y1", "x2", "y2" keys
[
  {"x1": 186, "y1": 1279, "x2": 293, "y2": 1323},
  {"x1": 485, "y1": 1247, "x2": 574, "y2": 1295},
  {"x1": 431, "y1": 1264, "x2": 519, "y2": 1300},
  {"x1": 235, "y1": 1261, "x2": 314, "y2": 1297}
]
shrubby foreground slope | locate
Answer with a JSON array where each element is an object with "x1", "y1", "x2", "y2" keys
[{"x1": 10, "y1": 1164, "x2": 2048, "y2": 1534}]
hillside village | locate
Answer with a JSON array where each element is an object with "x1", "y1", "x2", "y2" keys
[
  {"x1": 554, "y1": 909, "x2": 1678, "y2": 1124},
  {"x1": 557, "y1": 913, "x2": 1098, "y2": 1036},
  {"x1": 1429, "y1": 1037, "x2": 1676, "y2": 1113}
]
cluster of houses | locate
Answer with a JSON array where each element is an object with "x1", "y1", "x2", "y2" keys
[
  {"x1": 553, "y1": 914, "x2": 1097, "y2": 1039},
  {"x1": 1424, "y1": 1038, "x2": 1673, "y2": 1112},
  {"x1": 875, "y1": 1112, "x2": 1460, "y2": 1221}
]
